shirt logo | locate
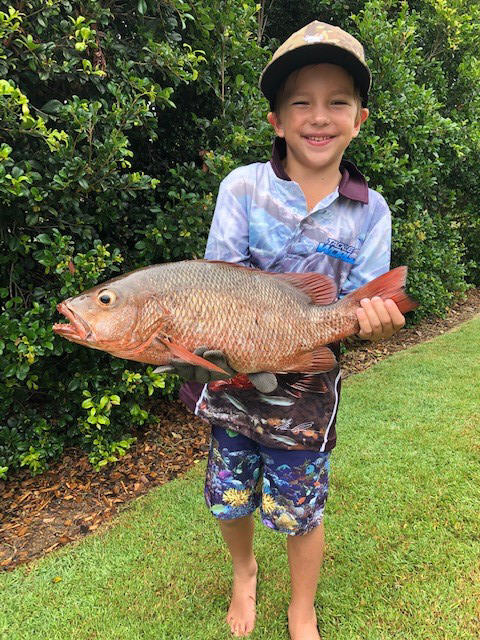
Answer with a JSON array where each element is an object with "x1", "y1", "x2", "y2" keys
[{"x1": 316, "y1": 237, "x2": 356, "y2": 264}]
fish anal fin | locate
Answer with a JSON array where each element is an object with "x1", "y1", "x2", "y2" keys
[
  {"x1": 280, "y1": 346, "x2": 337, "y2": 373},
  {"x1": 159, "y1": 339, "x2": 230, "y2": 375}
]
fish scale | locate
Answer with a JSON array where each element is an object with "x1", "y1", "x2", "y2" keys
[
  {"x1": 159, "y1": 262, "x2": 313, "y2": 371},
  {"x1": 53, "y1": 260, "x2": 417, "y2": 374}
]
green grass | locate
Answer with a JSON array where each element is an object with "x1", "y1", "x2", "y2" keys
[{"x1": 1, "y1": 317, "x2": 479, "y2": 640}]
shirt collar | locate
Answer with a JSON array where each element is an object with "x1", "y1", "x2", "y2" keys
[{"x1": 269, "y1": 136, "x2": 369, "y2": 205}]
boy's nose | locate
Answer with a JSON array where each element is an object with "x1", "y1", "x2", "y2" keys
[{"x1": 310, "y1": 110, "x2": 331, "y2": 126}]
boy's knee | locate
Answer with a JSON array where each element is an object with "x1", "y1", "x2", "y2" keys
[{"x1": 219, "y1": 514, "x2": 254, "y2": 526}]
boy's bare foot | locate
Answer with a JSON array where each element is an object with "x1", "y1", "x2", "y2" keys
[
  {"x1": 287, "y1": 605, "x2": 321, "y2": 640},
  {"x1": 226, "y1": 560, "x2": 258, "y2": 637}
]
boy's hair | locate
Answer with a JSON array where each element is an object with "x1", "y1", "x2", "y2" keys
[{"x1": 260, "y1": 21, "x2": 371, "y2": 110}]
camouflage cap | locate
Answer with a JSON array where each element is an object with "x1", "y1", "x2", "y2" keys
[{"x1": 260, "y1": 21, "x2": 371, "y2": 108}]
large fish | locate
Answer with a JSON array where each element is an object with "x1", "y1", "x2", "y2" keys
[{"x1": 53, "y1": 260, "x2": 417, "y2": 375}]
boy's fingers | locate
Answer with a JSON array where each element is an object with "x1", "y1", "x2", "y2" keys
[
  {"x1": 369, "y1": 297, "x2": 394, "y2": 331},
  {"x1": 359, "y1": 298, "x2": 385, "y2": 335},
  {"x1": 356, "y1": 306, "x2": 373, "y2": 338},
  {"x1": 248, "y1": 371, "x2": 278, "y2": 393},
  {"x1": 384, "y1": 298, "x2": 406, "y2": 329},
  {"x1": 357, "y1": 298, "x2": 406, "y2": 340}
]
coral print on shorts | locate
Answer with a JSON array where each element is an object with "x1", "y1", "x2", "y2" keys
[{"x1": 204, "y1": 426, "x2": 330, "y2": 535}]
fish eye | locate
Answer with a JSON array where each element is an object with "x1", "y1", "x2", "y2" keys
[{"x1": 98, "y1": 289, "x2": 116, "y2": 305}]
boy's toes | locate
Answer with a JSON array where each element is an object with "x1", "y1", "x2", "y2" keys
[{"x1": 230, "y1": 619, "x2": 252, "y2": 637}]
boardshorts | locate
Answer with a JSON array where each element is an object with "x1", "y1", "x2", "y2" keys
[{"x1": 204, "y1": 425, "x2": 330, "y2": 535}]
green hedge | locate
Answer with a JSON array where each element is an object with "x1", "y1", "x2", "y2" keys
[{"x1": 1, "y1": 0, "x2": 479, "y2": 479}]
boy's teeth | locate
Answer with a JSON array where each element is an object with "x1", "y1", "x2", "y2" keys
[{"x1": 307, "y1": 136, "x2": 331, "y2": 141}]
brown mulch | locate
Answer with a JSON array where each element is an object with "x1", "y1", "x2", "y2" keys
[{"x1": 1, "y1": 289, "x2": 479, "y2": 572}]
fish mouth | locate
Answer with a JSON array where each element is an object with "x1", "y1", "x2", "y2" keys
[{"x1": 53, "y1": 302, "x2": 93, "y2": 342}]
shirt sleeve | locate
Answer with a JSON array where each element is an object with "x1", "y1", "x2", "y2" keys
[
  {"x1": 339, "y1": 193, "x2": 392, "y2": 297},
  {"x1": 204, "y1": 169, "x2": 251, "y2": 265}
]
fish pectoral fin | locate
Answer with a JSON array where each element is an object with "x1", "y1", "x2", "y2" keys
[
  {"x1": 281, "y1": 346, "x2": 337, "y2": 373},
  {"x1": 158, "y1": 339, "x2": 231, "y2": 375}
]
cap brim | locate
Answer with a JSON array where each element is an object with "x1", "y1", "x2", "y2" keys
[{"x1": 260, "y1": 44, "x2": 371, "y2": 107}]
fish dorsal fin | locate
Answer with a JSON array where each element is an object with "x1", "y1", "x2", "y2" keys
[
  {"x1": 201, "y1": 260, "x2": 337, "y2": 306},
  {"x1": 269, "y1": 272, "x2": 337, "y2": 305},
  {"x1": 201, "y1": 259, "x2": 255, "y2": 269}
]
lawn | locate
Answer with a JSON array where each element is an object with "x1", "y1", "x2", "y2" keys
[{"x1": 1, "y1": 316, "x2": 479, "y2": 640}]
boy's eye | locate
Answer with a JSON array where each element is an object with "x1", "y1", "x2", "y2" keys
[{"x1": 292, "y1": 101, "x2": 308, "y2": 105}]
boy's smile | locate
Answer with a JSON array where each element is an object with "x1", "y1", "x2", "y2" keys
[{"x1": 268, "y1": 63, "x2": 369, "y2": 181}]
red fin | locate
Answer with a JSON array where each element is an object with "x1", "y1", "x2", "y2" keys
[
  {"x1": 280, "y1": 346, "x2": 337, "y2": 373},
  {"x1": 202, "y1": 260, "x2": 337, "y2": 305},
  {"x1": 269, "y1": 272, "x2": 337, "y2": 305},
  {"x1": 159, "y1": 339, "x2": 230, "y2": 375},
  {"x1": 347, "y1": 266, "x2": 418, "y2": 314},
  {"x1": 285, "y1": 374, "x2": 330, "y2": 394}
]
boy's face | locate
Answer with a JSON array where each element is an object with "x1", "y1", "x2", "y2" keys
[{"x1": 268, "y1": 63, "x2": 369, "y2": 175}]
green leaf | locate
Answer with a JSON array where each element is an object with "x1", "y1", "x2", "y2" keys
[
  {"x1": 35, "y1": 233, "x2": 51, "y2": 244},
  {"x1": 41, "y1": 100, "x2": 63, "y2": 114},
  {"x1": 16, "y1": 362, "x2": 30, "y2": 381},
  {"x1": 68, "y1": 378, "x2": 80, "y2": 392},
  {"x1": 137, "y1": 0, "x2": 147, "y2": 15},
  {"x1": 4, "y1": 364, "x2": 17, "y2": 378}
]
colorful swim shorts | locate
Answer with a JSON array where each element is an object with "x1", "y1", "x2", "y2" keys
[{"x1": 204, "y1": 425, "x2": 330, "y2": 535}]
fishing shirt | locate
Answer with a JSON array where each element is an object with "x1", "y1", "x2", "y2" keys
[{"x1": 180, "y1": 137, "x2": 391, "y2": 452}]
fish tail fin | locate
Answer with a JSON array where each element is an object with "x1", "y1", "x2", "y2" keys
[{"x1": 346, "y1": 266, "x2": 418, "y2": 314}]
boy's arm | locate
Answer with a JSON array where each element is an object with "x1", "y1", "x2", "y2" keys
[
  {"x1": 176, "y1": 171, "x2": 277, "y2": 393},
  {"x1": 340, "y1": 197, "x2": 405, "y2": 341},
  {"x1": 204, "y1": 171, "x2": 251, "y2": 264}
]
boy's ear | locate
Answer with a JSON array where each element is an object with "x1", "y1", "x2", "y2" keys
[
  {"x1": 267, "y1": 111, "x2": 285, "y2": 138},
  {"x1": 352, "y1": 108, "x2": 369, "y2": 138}
]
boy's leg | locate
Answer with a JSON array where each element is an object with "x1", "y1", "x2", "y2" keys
[
  {"x1": 258, "y1": 446, "x2": 330, "y2": 640},
  {"x1": 204, "y1": 426, "x2": 262, "y2": 637},
  {"x1": 219, "y1": 515, "x2": 258, "y2": 637},
  {"x1": 286, "y1": 522, "x2": 324, "y2": 640}
]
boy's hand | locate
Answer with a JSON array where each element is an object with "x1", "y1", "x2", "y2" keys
[
  {"x1": 154, "y1": 347, "x2": 278, "y2": 393},
  {"x1": 356, "y1": 297, "x2": 405, "y2": 341},
  {"x1": 153, "y1": 347, "x2": 235, "y2": 383}
]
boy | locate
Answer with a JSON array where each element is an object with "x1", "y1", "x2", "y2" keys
[{"x1": 174, "y1": 21, "x2": 405, "y2": 640}]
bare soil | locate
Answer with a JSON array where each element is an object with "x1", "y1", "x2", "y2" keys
[{"x1": 1, "y1": 288, "x2": 479, "y2": 572}]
